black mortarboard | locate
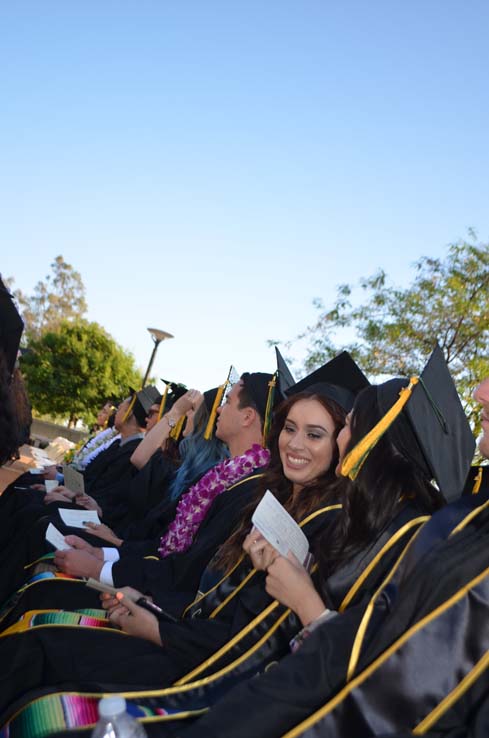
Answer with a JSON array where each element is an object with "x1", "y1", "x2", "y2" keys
[
  {"x1": 275, "y1": 347, "x2": 296, "y2": 399},
  {"x1": 139, "y1": 385, "x2": 162, "y2": 407},
  {"x1": 126, "y1": 387, "x2": 159, "y2": 427},
  {"x1": 204, "y1": 387, "x2": 219, "y2": 415},
  {"x1": 286, "y1": 351, "x2": 370, "y2": 412},
  {"x1": 341, "y1": 344, "x2": 475, "y2": 503},
  {"x1": 0, "y1": 276, "x2": 24, "y2": 378},
  {"x1": 161, "y1": 379, "x2": 188, "y2": 403}
]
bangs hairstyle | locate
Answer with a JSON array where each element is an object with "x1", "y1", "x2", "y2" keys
[{"x1": 214, "y1": 390, "x2": 347, "y2": 573}]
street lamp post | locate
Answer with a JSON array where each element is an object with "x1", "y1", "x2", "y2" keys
[{"x1": 142, "y1": 327, "x2": 174, "y2": 388}]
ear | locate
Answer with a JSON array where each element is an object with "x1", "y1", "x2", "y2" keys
[{"x1": 241, "y1": 406, "x2": 258, "y2": 429}]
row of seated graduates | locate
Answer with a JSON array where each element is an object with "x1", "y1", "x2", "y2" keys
[{"x1": 3, "y1": 346, "x2": 485, "y2": 735}]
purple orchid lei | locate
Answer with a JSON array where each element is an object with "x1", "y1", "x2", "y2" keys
[{"x1": 158, "y1": 443, "x2": 270, "y2": 557}]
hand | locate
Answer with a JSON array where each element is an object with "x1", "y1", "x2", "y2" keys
[
  {"x1": 83, "y1": 522, "x2": 123, "y2": 546},
  {"x1": 75, "y1": 494, "x2": 103, "y2": 516},
  {"x1": 64, "y1": 535, "x2": 104, "y2": 560},
  {"x1": 100, "y1": 585, "x2": 146, "y2": 614},
  {"x1": 172, "y1": 389, "x2": 203, "y2": 418},
  {"x1": 266, "y1": 551, "x2": 327, "y2": 626},
  {"x1": 243, "y1": 529, "x2": 279, "y2": 571},
  {"x1": 44, "y1": 491, "x2": 73, "y2": 504},
  {"x1": 109, "y1": 593, "x2": 162, "y2": 645},
  {"x1": 54, "y1": 548, "x2": 103, "y2": 578},
  {"x1": 53, "y1": 485, "x2": 77, "y2": 500},
  {"x1": 42, "y1": 465, "x2": 58, "y2": 480}
]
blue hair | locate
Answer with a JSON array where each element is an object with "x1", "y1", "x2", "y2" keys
[{"x1": 168, "y1": 402, "x2": 229, "y2": 500}]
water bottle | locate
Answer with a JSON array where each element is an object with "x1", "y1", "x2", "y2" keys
[{"x1": 91, "y1": 696, "x2": 147, "y2": 738}]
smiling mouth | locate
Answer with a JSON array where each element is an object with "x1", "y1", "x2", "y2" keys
[{"x1": 286, "y1": 455, "x2": 309, "y2": 466}]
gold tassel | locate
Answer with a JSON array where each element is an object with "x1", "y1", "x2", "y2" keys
[
  {"x1": 472, "y1": 467, "x2": 483, "y2": 495},
  {"x1": 170, "y1": 414, "x2": 186, "y2": 441},
  {"x1": 157, "y1": 385, "x2": 170, "y2": 422},
  {"x1": 121, "y1": 393, "x2": 137, "y2": 425},
  {"x1": 261, "y1": 375, "x2": 277, "y2": 447},
  {"x1": 340, "y1": 376, "x2": 419, "y2": 480},
  {"x1": 204, "y1": 384, "x2": 226, "y2": 441}
]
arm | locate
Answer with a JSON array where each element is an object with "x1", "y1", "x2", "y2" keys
[{"x1": 130, "y1": 390, "x2": 200, "y2": 470}]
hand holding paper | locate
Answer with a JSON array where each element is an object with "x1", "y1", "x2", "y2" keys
[
  {"x1": 251, "y1": 490, "x2": 310, "y2": 565},
  {"x1": 45, "y1": 523, "x2": 73, "y2": 551}
]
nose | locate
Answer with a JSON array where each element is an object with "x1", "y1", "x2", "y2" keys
[
  {"x1": 216, "y1": 405, "x2": 222, "y2": 415},
  {"x1": 287, "y1": 430, "x2": 305, "y2": 451}
]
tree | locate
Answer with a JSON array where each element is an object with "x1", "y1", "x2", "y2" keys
[
  {"x1": 295, "y1": 234, "x2": 489, "y2": 432},
  {"x1": 14, "y1": 256, "x2": 87, "y2": 340},
  {"x1": 21, "y1": 320, "x2": 142, "y2": 427}
]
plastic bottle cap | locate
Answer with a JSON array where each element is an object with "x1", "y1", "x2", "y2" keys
[{"x1": 98, "y1": 696, "x2": 127, "y2": 718}]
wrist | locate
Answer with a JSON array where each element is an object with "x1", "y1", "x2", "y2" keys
[{"x1": 296, "y1": 591, "x2": 327, "y2": 627}]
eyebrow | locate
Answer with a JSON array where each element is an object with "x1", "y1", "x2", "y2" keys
[{"x1": 285, "y1": 419, "x2": 330, "y2": 432}]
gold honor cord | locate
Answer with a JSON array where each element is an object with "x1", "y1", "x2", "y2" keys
[
  {"x1": 346, "y1": 521, "x2": 428, "y2": 681},
  {"x1": 345, "y1": 499, "x2": 488, "y2": 679},
  {"x1": 340, "y1": 377, "x2": 419, "y2": 480},
  {"x1": 262, "y1": 376, "x2": 277, "y2": 447},
  {"x1": 338, "y1": 516, "x2": 429, "y2": 614},
  {"x1": 182, "y1": 555, "x2": 245, "y2": 618},
  {"x1": 121, "y1": 393, "x2": 137, "y2": 425},
  {"x1": 157, "y1": 385, "x2": 170, "y2": 422},
  {"x1": 412, "y1": 649, "x2": 489, "y2": 734},
  {"x1": 175, "y1": 504, "x2": 342, "y2": 686},
  {"x1": 471, "y1": 466, "x2": 483, "y2": 495},
  {"x1": 204, "y1": 383, "x2": 226, "y2": 440},
  {"x1": 282, "y1": 564, "x2": 489, "y2": 738},
  {"x1": 449, "y1": 496, "x2": 489, "y2": 537},
  {"x1": 209, "y1": 504, "x2": 342, "y2": 620}
]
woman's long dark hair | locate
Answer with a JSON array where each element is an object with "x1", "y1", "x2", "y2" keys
[
  {"x1": 215, "y1": 390, "x2": 347, "y2": 572},
  {"x1": 315, "y1": 384, "x2": 445, "y2": 583}
]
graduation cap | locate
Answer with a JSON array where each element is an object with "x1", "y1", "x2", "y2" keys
[
  {"x1": 204, "y1": 387, "x2": 219, "y2": 415},
  {"x1": 340, "y1": 344, "x2": 475, "y2": 503},
  {"x1": 275, "y1": 347, "x2": 296, "y2": 399},
  {"x1": 242, "y1": 350, "x2": 297, "y2": 446},
  {"x1": 157, "y1": 379, "x2": 188, "y2": 421},
  {"x1": 286, "y1": 351, "x2": 370, "y2": 412},
  {"x1": 123, "y1": 387, "x2": 159, "y2": 427},
  {"x1": 204, "y1": 366, "x2": 239, "y2": 441},
  {"x1": 0, "y1": 276, "x2": 24, "y2": 378}
]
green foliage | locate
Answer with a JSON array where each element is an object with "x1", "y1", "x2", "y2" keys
[
  {"x1": 21, "y1": 320, "x2": 142, "y2": 426},
  {"x1": 14, "y1": 256, "x2": 87, "y2": 340},
  {"x1": 298, "y1": 235, "x2": 489, "y2": 433}
]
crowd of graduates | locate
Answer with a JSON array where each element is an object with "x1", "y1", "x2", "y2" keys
[{"x1": 0, "y1": 277, "x2": 488, "y2": 738}]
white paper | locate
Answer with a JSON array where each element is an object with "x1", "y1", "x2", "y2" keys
[
  {"x1": 62, "y1": 465, "x2": 85, "y2": 495},
  {"x1": 58, "y1": 509, "x2": 101, "y2": 528},
  {"x1": 251, "y1": 490, "x2": 309, "y2": 565},
  {"x1": 45, "y1": 480, "x2": 59, "y2": 493},
  {"x1": 45, "y1": 522, "x2": 73, "y2": 551}
]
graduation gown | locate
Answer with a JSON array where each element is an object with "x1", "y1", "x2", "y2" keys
[
  {"x1": 0, "y1": 471, "x2": 266, "y2": 629},
  {"x1": 83, "y1": 435, "x2": 142, "y2": 495},
  {"x1": 0, "y1": 500, "x2": 339, "y2": 725},
  {"x1": 175, "y1": 495, "x2": 489, "y2": 738},
  {"x1": 0, "y1": 500, "x2": 432, "y2": 736}
]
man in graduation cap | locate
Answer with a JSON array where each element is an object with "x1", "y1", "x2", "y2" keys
[
  {"x1": 52, "y1": 365, "x2": 287, "y2": 606},
  {"x1": 81, "y1": 390, "x2": 150, "y2": 494}
]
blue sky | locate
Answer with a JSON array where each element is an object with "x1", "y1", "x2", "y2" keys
[{"x1": 1, "y1": 1, "x2": 488, "y2": 391}]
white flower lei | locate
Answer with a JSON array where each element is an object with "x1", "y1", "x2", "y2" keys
[{"x1": 73, "y1": 427, "x2": 120, "y2": 470}]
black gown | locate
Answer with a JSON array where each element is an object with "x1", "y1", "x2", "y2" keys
[
  {"x1": 0, "y1": 500, "x2": 432, "y2": 736},
  {"x1": 0, "y1": 471, "x2": 266, "y2": 629},
  {"x1": 173, "y1": 492, "x2": 489, "y2": 738}
]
